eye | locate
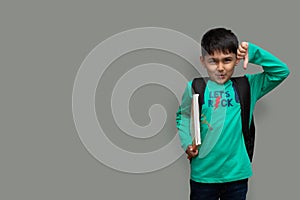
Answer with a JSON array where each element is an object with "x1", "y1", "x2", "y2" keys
[
  {"x1": 224, "y1": 58, "x2": 233, "y2": 63},
  {"x1": 208, "y1": 59, "x2": 216, "y2": 64}
]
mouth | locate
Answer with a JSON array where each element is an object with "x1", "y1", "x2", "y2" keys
[{"x1": 216, "y1": 74, "x2": 226, "y2": 79}]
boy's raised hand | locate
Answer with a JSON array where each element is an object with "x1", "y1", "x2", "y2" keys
[{"x1": 237, "y1": 42, "x2": 249, "y2": 70}]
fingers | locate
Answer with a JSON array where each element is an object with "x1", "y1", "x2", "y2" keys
[
  {"x1": 186, "y1": 145, "x2": 199, "y2": 159},
  {"x1": 187, "y1": 150, "x2": 198, "y2": 159},
  {"x1": 237, "y1": 42, "x2": 248, "y2": 57},
  {"x1": 191, "y1": 149, "x2": 198, "y2": 157},
  {"x1": 237, "y1": 42, "x2": 249, "y2": 69},
  {"x1": 240, "y1": 42, "x2": 248, "y2": 51}
]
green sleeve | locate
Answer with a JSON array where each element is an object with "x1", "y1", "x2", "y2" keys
[
  {"x1": 245, "y1": 42, "x2": 290, "y2": 103},
  {"x1": 176, "y1": 81, "x2": 193, "y2": 151}
]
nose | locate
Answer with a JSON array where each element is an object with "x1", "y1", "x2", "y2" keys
[{"x1": 216, "y1": 63, "x2": 224, "y2": 71}]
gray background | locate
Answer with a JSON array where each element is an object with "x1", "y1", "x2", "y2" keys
[{"x1": 1, "y1": 0, "x2": 299, "y2": 199}]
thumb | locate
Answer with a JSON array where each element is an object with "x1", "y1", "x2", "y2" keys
[{"x1": 243, "y1": 53, "x2": 248, "y2": 70}]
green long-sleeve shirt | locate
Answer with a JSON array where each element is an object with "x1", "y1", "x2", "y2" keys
[{"x1": 176, "y1": 42, "x2": 290, "y2": 183}]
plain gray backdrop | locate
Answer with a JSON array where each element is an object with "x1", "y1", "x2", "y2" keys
[{"x1": 1, "y1": 0, "x2": 299, "y2": 199}]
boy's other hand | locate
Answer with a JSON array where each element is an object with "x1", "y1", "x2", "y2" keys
[
  {"x1": 186, "y1": 144, "x2": 199, "y2": 160},
  {"x1": 237, "y1": 42, "x2": 249, "y2": 70}
]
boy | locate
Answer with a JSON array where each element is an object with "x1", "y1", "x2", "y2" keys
[{"x1": 176, "y1": 27, "x2": 290, "y2": 200}]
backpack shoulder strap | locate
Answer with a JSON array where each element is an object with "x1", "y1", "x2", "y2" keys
[
  {"x1": 231, "y1": 76, "x2": 251, "y2": 134},
  {"x1": 192, "y1": 77, "x2": 209, "y2": 114},
  {"x1": 231, "y1": 76, "x2": 255, "y2": 162}
]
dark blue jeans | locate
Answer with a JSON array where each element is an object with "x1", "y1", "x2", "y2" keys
[{"x1": 190, "y1": 178, "x2": 248, "y2": 200}]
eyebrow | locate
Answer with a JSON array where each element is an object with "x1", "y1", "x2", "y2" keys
[{"x1": 208, "y1": 56, "x2": 234, "y2": 61}]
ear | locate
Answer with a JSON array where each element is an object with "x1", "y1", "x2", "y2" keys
[
  {"x1": 200, "y1": 56, "x2": 206, "y2": 68},
  {"x1": 235, "y1": 58, "x2": 240, "y2": 66}
]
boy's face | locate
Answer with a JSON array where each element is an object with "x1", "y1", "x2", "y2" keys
[{"x1": 200, "y1": 51, "x2": 238, "y2": 84}]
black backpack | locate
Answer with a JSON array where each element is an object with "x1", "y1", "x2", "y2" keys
[{"x1": 192, "y1": 76, "x2": 255, "y2": 162}]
